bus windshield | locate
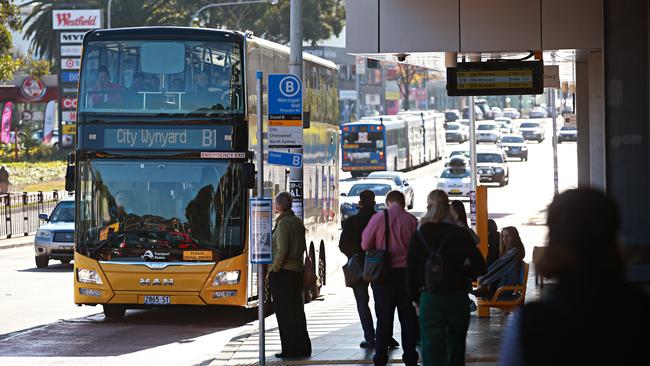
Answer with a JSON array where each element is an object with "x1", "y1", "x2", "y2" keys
[
  {"x1": 77, "y1": 159, "x2": 245, "y2": 262},
  {"x1": 79, "y1": 39, "x2": 242, "y2": 116},
  {"x1": 342, "y1": 129, "x2": 384, "y2": 149}
]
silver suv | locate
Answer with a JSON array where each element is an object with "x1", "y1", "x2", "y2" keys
[{"x1": 34, "y1": 196, "x2": 75, "y2": 268}]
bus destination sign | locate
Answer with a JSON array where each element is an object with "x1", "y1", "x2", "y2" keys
[
  {"x1": 447, "y1": 61, "x2": 543, "y2": 96},
  {"x1": 80, "y1": 125, "x2": 234, "y2": 151}
]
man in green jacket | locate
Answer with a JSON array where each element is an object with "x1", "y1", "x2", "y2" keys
[{"x1": 269, "y1": 191, "x2": 311, "y2": 358}]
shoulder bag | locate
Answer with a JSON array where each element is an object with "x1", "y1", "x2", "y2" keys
[{"x1": 362, "y1": 209, "x2": 391, "y2": 283}]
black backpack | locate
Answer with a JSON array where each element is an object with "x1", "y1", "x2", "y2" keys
[{"x1": 417, "y1": 227, "x2": 453, "y2": 291}]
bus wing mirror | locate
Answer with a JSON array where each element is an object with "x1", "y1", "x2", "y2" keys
[
  {"x1": 65, "y1": 165, "x2": 75, "y2": 192},
  {"x1": 242, "y1": 162, "x2": 255, "y2": 189}
]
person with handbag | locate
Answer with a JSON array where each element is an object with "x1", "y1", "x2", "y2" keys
[
  {"x1": 269, "y1": 191, "x2": 311, "y2": 359},
  {"x1": 361, "y1": 190, "x2": 419, "y2": 366},
  {"x1": 339, "y1": 189, "x2": 377, "y2": 348},
  {"x1": 406, "y1": 190, "x2": 486, "y2": 366}
]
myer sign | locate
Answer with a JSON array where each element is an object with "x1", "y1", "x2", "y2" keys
[
  {"x1": 53, "y1": 10, "x2": 101, "y2": 30},
  {"x1": 60, "y1": 32, "x2": 86, "y2": 44}
]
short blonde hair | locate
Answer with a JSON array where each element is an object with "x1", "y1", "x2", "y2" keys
[{"x1": 420, "y1": 190, "x2": 450, "y2": 226}]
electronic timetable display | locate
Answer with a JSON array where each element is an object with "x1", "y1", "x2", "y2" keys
[{"x1": 447, "y1": 61, "x2": 544, "y2": 96}]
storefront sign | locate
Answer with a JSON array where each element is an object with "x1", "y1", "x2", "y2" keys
[
  {"x1": 60, "y1": 32, "x2": 86, "y2": 44},
  {"x1": 62, "y1": 111, "x2": 77, "y2": 122},
  {"x1": 21, "y1": 77, "x2": 46, "y2": 99},
  {"x1": 61, "y1": 58, "x2": 81, "y2": 70},
  {"x1": 61, "y1": 71, "x2": 79, "y2": 83},
  {"x1": 52, "y1": 10, "x2": 101, "y2": 30},
  {"x1": 61, "y1": 45, "x2": 82, "y2": 57},
  {"x1": 62, "y1": 97, "x2": 78, "y2": 110},
  {"x1": 249, "y1": 198, "x2": 273, "y2": 264}
]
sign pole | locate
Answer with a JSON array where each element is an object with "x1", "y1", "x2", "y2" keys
[
  {"x1": 551, "y1": 87, "x2": 559, "y2": 195},
  {"x1": 468, "y1": 95, "x2": 478, "y2": 229},
  {"x1": 256, "y1": 70, "x2": 265, "y2": 365},
  {"x1": 289, "y1": 0, "x2": 304, "y2": 221}
]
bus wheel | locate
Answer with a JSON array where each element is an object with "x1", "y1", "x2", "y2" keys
[
  {"x1": 304, "y1": 243, "x2": 316, "y2": 303},
  {"x1": 318, "y1": 241, "x2": 326, "y2": 287},
  {"x1": 103, "y1": 305, "x2": 126, "y2": 321},
  {"x1": 351, "y1": 172, "x2": 363, "y2": 178}
]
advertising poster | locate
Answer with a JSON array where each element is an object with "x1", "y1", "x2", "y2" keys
[
  {"x1": 250, "y1": 198, "x2": 273, "y2": 264},
  {"x1": 1, "y1": 102, "x2": 12, "y2": 144},
  {"x1": 43, "y1": 100, "x2": 56, "y2": 143}
]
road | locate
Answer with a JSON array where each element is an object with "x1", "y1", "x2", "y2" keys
[{"x1": 0, "y1": 117, "x2": 575, "y2": 365}]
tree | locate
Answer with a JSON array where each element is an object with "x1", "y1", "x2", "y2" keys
[
  {"x1": 396, "y1": 63, "x2": 423, "y2": 111},
  {"x1": 0, "y1": 0, "x2": 22, "y2": 81}
]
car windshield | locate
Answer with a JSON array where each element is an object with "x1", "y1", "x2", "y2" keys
[
  {"x1": 561, "y1": 126, "x2": 576, "y2": 131},
  {"x1": 446, "y1": 124, "x2": 460, "y2": 130},
  {"x1": 367, "y1": 173, "x2": 402, "y2": 185},
  {"x1": 79, "y1": 39, "x2": 243, "y2": 116},
  {"x1": 478, "y1": 124, "x2": 497, "y2": 130},
  {"x1": 348, "y1": 183, "x2": 392, "y2": 196},
  {"x1": 520, "y1": 122, "x2": 540, "y2": 128},
  {"x1": 502, "y1": 136, "x2": 525, "y2": 143},
  {"x1": 477, "y1": 153, "x2": 504, "y2": 163},
  {"x1": 441, "y1": 169, "x2": 470, "y2": 178},
  {"x1": 450, "y1": 151, "x2": 469, "y2": 158},
  {"x1": 50, "y1": 200, "x2": 75, "y2": 222},
  {"x1": 77, "y1": 159, "x2": 245, "y2": 261}
]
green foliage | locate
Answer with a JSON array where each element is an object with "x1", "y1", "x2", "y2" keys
[
  {"x1": 0, "y1": 0, "x2": 21, "y2": 81},
  {"x1": 0, "y1": 160, "x2": 66, "y2": 186},
  {"x1": 20, "y1": 56, "x2": 50, "y2": 79},
  {"x1": 23, "y1": 0, "x2": 346, "y2": 60},
  {"x1": 0, "y1": 53, "x2": 21, "y2": 81}
]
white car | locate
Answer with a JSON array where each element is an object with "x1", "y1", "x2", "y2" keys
[
  {"x1": 367, "y1": 171, "x2": 414, "y2": 209},
  {"x1": 34, "y1": 195, "x2": 75, "y2": 268},
  {"x1": 436, "y1": 166, "x2": 472, "y2": 197},
  {"x1": 445, "y1": 149, "x2": 470, "y2": 166},
  {"x1": 519, "y1": 121, "x2": 546, "y2": 142},
  {"x1": 445, "y1": 122, "x2": 469, "y2": 143},
  {"x1": 477, "y1": 149, "x2": 510, "y2": 186},
  {"x1": 476, "y1": 122, "x2": 501, "y2": 143},
  {"x1": 502, "y1": 108, "x2": 520, "y2": 119},
  {"x1": 339, "y1": 179, "x2": 396, "y2": 221}
]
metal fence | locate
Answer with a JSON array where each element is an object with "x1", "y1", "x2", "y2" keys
[{"x1": 0, "y1": 190, "x2": 72, "y2": 239}]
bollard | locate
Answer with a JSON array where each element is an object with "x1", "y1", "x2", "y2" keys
[
  {"x1": 2, "y1": 194, "x2": 10, "y2": 238},
  {"x1": 22, "y1": 192, "x2": 28, "y2": 236}
]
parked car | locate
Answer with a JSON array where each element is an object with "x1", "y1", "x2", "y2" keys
[
  {"x1": 339, "y1": 179, "x2": 395, "y2": 221},
  {"x1": 366, "y1": 171, "x2": 415, "y2": 209},
  {"x1": 444, "y1": 109, "x2": 462, "y2": 122},
  {"x1": 529, "y1": 106, "x2": 548, "y2": 118},
  {"x1": 34, "y1": 195, "x2": 75, "y2": 268},
  {"x1": 519, "y1": 121, "x2": 546, "y2": 142},
  {"x1": 502, "y1": 107, "x2": 520, "y2": 119},
  {"x1": 445, "y1": 122, "x2": 469, "y2": 143},
  {"x1": 477, "y1": 149, "x2": 509, "y2": 186},
  {"x1": 476, "y1": 122, "x2": 501, "y2": 143},
  {"x1": 491, "y1": 107, "x2": 504, "y2": 118},
  {"x1": 558, "y1": 125, "x2": 577, "y2": 143},
  {"x1": 462, "y1": 105, "x2": 484, "y2": 120},
  {"x1": 499, "y1": 134, "x2": 529, "y2": 161}
]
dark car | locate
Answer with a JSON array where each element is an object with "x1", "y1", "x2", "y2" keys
[
  {"x1": 462, "y1": 105, "x2": 484, "y2": 120},
  {"x1": 500, "y1": 134, "x2": 529, "y2": 161}
]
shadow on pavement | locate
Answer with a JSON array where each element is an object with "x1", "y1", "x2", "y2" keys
[
  {"x1": 17, "y1": 263, "x2": 73, "y2": 272},
  {"x1": 0, "y1": 305, "x2": 257, "y2": 357}
]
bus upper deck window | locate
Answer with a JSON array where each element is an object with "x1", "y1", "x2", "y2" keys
[{"x1": 141, "y1": 42, "x2": 185, "y2": 74}]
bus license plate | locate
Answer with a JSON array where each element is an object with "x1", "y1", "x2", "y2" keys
[{"x1": 144, "y1": 296, "x2": 170, "y2": 305}]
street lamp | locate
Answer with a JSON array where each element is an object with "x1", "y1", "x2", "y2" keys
[{"x1": 190, "y1": 0, "x2": 279, "y2": 27}]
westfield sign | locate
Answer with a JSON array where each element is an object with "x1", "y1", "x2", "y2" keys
[{"x1": 52, "y1": 10, "x2": 101, "y2": 30}]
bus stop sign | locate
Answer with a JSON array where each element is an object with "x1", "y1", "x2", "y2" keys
[{"x1": 268, "y1": 74, "x2": 303, "y2": 148}]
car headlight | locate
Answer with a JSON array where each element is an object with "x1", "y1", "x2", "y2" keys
[
  {"x1": 77, "y1": 268, "x2": 103, "y2": 284},
  {"x1": 502, "y1": 146, "x2": 509, "y2": 150},
  {"x1": 36, "y1": 229, "x2": 51, "y2": 239},
  {"x1": 341, "y1": 203, "x2": 354, "y2": 210},
  {"x1": 521, "y1": 146, "x2": 528, "y2": 150},
  {"x1": 213, "y1": 270, "x2": 240, "y2": 286},
  {"x1": 436, "y1": 182, "x2": 446, "y2": 188},
  {"x1": 494, "y1": 168, "x2": 504, "y2": 173}
]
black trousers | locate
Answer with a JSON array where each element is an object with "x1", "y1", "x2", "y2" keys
[
  {"x1": 269, "y1": 269, "x2": 312, "y2": 356},
  {"x1": 371, "y1": 268, "x2": 419, "y2": 366}
]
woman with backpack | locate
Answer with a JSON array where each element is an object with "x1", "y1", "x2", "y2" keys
[{"x1": 406, "y1": 190, "x2": 486, "y2": 366}]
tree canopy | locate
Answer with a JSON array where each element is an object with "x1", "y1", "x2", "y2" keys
[
  {"x1": 0, "y1": 0, "x2": 22, "y2": 81},
  {"x1": 22, "y1": 0, "x2": 346, "y2": 61}
]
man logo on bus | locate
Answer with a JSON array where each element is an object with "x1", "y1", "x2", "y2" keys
[{"x1": 279, "y1": 75, "x2": 301, "y2": 98}]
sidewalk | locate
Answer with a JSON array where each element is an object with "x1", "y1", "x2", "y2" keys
[
  {"x1": 210, "y1": 264, "x2": 543, "y2": 366},
  {"x1": 0, "y1": 234, "x2": 34, "y2": 250}
]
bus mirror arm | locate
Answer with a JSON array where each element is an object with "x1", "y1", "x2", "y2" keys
[{"x1": 242, "y1": 162, "x2": 256, "y2": 189}]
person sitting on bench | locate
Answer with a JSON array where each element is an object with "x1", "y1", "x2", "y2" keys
[{"x1": 473, "y1": 226, "x2": 525, "y2": 298}]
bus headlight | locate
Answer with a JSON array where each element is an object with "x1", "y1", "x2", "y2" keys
[
  {"x1": 77, "y1": 268, "x2": 103, "y2": 284},
  {"x1": 36, "y1": 229, "x2": 52, "y2": 239},
  {"x1": 213, "y1": 270, "x2": 240, "y2": 286}
]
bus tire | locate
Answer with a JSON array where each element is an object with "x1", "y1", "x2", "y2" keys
[
  {"x1": 304, "y1": 243, "x2": 316, "y2": 303},
  {"x1": 103, "y1": 305, "x2": 126, "y2": 320}
]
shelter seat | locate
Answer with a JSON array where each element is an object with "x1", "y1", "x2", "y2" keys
[{"x1": 476, "y1": 262, "x2": 529, "y2": 318}]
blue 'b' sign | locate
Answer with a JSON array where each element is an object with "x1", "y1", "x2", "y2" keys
[
  {"x1": 268, "y1": 74, "x2": 302, "y2": 115},
  {"x1": 268, "y1": 151, "x2": 303, "y2": 168}
]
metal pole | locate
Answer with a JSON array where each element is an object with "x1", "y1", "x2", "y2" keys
[
  {"x1": 551, "y1": 88, "x2": 559, "y2": 195},
  {"x1": 107, "y1": 0, "x2": 112, "y2": 28},
  {"x1": 289, "y1": 0, "x2": 304, "y2": 220},
  {"x1": 468, "y1": 96, "x2": 478, "y2": 229},
  {"x1": 255, "y1": 70, "x2": 265, "y2": 365},
  {"x1": 355, "y1": 70, "x2": 360, "y2": 120}
]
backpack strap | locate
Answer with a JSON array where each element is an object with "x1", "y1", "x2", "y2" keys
[
  {"x1": 383, "y1": 209, "x2": 390, "y2": 251},
  {"x1": 418, "y1": 225, "x2": 454, "y2": 255}
]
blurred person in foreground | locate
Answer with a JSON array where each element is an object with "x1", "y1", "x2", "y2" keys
[
  {"x1": 473, "y1": 226, "x2": 526, "y2": 299},
  {"x1": 499, "y1": 188, "x2": 649, "y2": 366},
  {"x1": 407, "y1": 190, "x2": 486, "y2": 366}
]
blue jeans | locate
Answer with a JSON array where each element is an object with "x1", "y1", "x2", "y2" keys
[
  {"x1": 371, "y1": 268, "x2": 419, "y2": 366},
  {"x1": 352, "y1": 280, "x2": 375, "y2": 340}
]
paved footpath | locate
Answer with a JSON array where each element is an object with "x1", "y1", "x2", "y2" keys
[
  {"x1": 0, "y1": 234, "x2": 34, "y2": 250},
  {"x1": 206, "y1": 266, "x2": 543, "y2": 366}
]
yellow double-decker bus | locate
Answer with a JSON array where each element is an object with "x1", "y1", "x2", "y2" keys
[{"x1": 70, "y1": 27, "x2": 339, "y2": 319}]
